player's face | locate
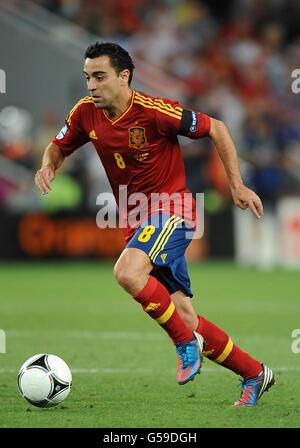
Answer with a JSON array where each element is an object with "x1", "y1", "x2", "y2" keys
[{"x1": 83, "y1": 56, "x2": 130, "y2": 109}]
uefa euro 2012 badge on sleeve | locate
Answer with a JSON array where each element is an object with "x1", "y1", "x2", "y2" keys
[{"x1": 56, "y1": 125, "x2": 68, "y2": 140}]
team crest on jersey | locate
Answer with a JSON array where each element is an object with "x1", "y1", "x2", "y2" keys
[{"x1": 128, "y1": 127, "x2": 148, "y2": 149}]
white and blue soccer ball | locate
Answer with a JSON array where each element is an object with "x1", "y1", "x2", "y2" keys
[{"x1": 18, "y1": 354, "x2": 72, "y2": 408}]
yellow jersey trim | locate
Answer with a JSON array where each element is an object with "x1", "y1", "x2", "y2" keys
[
  {"x1": 103, "y1": 90, "x2": 135, "y2": 125},
  {"x1": 135, "y1": 92, "x2": 183, "y2": 115},
  {"x1": 134, "y1": 99, "x2": 182, "y2": 120},
  {"x1": 67, "y1": 97, "x2": 93, "y2": 125}
]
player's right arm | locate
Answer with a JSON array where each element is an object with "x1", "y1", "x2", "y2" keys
[
  {"x1": 35, "y1": 97, "x2": 92, "y2": 195},
  {"x1": 35, "y1": 143, "x2": 65, "y2": 195}
]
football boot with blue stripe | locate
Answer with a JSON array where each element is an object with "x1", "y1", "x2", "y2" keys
[
  {"x1": 233, "y1": 364, "x2": 275, "y2": 407},
  {"x1": 176, "y1": 331, "x2": 204, "y2": 385}
]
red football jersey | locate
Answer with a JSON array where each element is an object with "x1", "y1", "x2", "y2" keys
[{"x1": 52, "y1": 90, "x2": 211, "y2": 241}]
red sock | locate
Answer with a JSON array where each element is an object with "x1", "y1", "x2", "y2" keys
[
  {"x1": 133, "y1": 276, "x2": 194, "y2": 344},
  {"x1": 197, "y1": 315, "x2": 262, "y2": 380}
]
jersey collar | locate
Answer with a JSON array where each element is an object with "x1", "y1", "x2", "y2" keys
[{"x1": 102, "y1": 90, "x2": 135, "y2": 125}]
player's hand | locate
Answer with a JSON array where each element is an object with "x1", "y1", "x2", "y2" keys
[
  {"x1": 34, "y1": 165, "x2": 55, "y2": 195},
  {"x1": 230, "y1": 184, "x2": 264, "y2": 219}
]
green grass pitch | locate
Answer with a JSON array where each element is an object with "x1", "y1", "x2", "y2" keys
[{"x1": 0, "y1": 261, "x2": 299, "y2": 428}]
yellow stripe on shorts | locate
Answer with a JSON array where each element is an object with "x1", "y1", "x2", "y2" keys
[
  {"x1": 151, "y1": 217, "x2": 184, "y2": 263},
  {"x1": 148, "y1": 215, "x2": 177, "y2": 260}
]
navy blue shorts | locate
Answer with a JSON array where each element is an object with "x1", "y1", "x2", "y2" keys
[{"x1": 127, "y1": 213, "x2": 194, "y2": 297}]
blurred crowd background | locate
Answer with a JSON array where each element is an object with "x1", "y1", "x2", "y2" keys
[{"x1": 1, "y1": 0, "x2": 300, "y2": 266}]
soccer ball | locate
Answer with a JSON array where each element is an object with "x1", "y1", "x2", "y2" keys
[{"x1": 18, "y1": 354, "x2": 72, "y2": 408}]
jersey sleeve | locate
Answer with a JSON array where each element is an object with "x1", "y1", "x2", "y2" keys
[
  {"x1": 52, "y1": 99, "x2": 91, "y2": 156},
  {"x1": 154, "y1": 97, "x2": 211, "y2": 139},
  {"x1": 178, "y1": 109, "x2": 211, "y2": 139}
]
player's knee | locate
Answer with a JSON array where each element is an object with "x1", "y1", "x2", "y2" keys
[{"x1": 114, "y1": 264, "x2": 140, "y2": 294}]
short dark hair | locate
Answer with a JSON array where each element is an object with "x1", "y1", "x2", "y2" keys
[{"x1": 84, "y1": 42, "x2": 135, "y2": 86}]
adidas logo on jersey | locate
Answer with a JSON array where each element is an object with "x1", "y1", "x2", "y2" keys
[{"x1": 89, "y1": 130, "x2": 98, "y2": 140}]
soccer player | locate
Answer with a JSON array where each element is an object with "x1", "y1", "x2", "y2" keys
[{"x1": 35, "y1": 42, "x2": 275, "y2": 407}]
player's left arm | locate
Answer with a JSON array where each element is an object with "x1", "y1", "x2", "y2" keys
[
  {"x1": 155, "y1": 101, "x2": 263, "y2": 218},
  {"x1": 208, "y1": 118, "x2": 263, "y2": 219}
]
